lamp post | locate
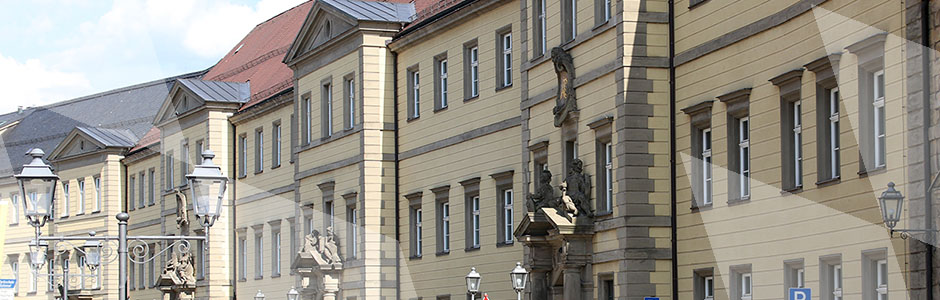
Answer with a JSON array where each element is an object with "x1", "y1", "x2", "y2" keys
[
  {"x1": 20, "y1": 149, "x2": 226, "y2": 299},
  {"x1": 466, "y1": 267, "x2": 482, "y2": 300},
  {"x1": 287, "y1": 286, "x2": 300, "y2": 300},
  {"x1": 510, "y1": 262, "x2": 528, "y2": 300},
  {"x1": 878, "y1": 182, "x2": 938, "y2": 237},
  {"x1": 254, "y1": 290, "x2": 266, "y2": 300}
]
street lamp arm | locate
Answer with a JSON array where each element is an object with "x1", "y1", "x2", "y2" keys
[{"x1": 38, "y1": 235, "x2": 207, "y2": 241}]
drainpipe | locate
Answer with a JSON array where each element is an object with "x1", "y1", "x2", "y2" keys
[
  {"x1": 920, "y1": 1, "x2": 933, "y2": 299},
  {"x1": 668, "y1": 2, "x2": 679, "y2": 300},
  {"x1": 392, "y1": 49, "x2": 402, "y2": 300},
  {"x1": 231, "y1": 121, "x2": 239, "y2": 299}
]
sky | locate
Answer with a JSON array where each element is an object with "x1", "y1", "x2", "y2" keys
[{"x1": 0, "y1": 0, "x2": 306, "y2": 115}]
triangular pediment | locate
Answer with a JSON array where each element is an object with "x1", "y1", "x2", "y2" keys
[
  {"x1": 284, "y1": 2, "x2": 357, "y2": 66},
  {"x1": 153, "y1": 81, "x2": 207, "y2": 126},
  {"x1": 48, "y1": 129, "x2": 106, "y2": 161}
]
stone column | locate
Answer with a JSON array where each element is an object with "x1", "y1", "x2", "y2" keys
[
  {"x1": 563, "y1": 268, "x2": 582, "y2": 300},
  {"x1": 323, "y1": 273, "x2": 340, "y2": 300},
  {"x1": 529, "y1": 270, "x2": 549, "y2": 300}
]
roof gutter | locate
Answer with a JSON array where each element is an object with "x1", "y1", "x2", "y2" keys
[
  {"x1": 668, "y1": 3, "x2": 679, "y2": 300},
  {"x1": 393, "y1": 0, "x2": 476, "y2": 40}
]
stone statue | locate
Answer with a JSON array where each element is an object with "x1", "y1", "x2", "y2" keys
[
  {"x1": 551, "y1": 47, "x2": 577, "y2": 127},
  {"x1": 527, "y1": 169, "x2": 556, "y2": 212},
  {"x1": 559, "y1": 182, "x2": 579, "y2": 220},
  {"x1": 174, "y1": 189, "x2": 190, "y2": 232},
  {"x1": 301, "y1": 228, "x2": 342, "y2": 266},
  {"x1": 161, "y1": 245, "x2": 196, "y2": 286},
  {"x1": 560, "y1": 159, "x2": 593, "y2": 219}
]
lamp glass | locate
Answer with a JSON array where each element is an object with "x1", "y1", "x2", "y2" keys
[
  {"x1": 466, "y1": 267, "x2": 482, "y2": 294},
  {"x1": 28, "y1": 247, "x2": 45, "y2": 269},
  {"x1": 254, "y1": 290, "x2": 265, "y2": 300},
  {"x1": 510, "y1": 262, "x2": 528, "y2": 291},
  {"x1": 878, "y1": 182, "x2": 904, "y2": 229},
  {"x1": 287, "y1": 287, "x2": 300, "y2": 300},
  {"x1": 187, "y1": 150, "x2": 228, "y2": 226},
  {"x1": 83, "y1": 242, "x2": 101, "y2": 268},
  {"x1": 19, "y1": 178, "x2": 56, "y2": 226}
]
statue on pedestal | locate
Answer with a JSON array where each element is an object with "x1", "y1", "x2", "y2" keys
[
  {"x1": 301, "y1": 227, "x2": 342, "y2": 266},
  {"x1": 527, "y1": 169, "x2": 557, "y2": 212},
  {"x1": 559, "y1": 159, "x2": 593, "y2": 220}
]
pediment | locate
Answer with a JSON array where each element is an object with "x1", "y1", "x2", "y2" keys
[
  {"x1": 284, "y1": 2, "x2": 357, "y2": 66},
  {"x1": 48, "y1": 131, "x2": 105, "y2": 162},
  {"x1": 153, "y1": 81, "x2": 207, "y2": 126}
]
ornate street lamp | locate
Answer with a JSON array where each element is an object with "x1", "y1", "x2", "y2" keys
[
  {"x1": 879, "y1": 182, "x2": 904, "y2": 231},
  {"x1": 466, "y1": 267, "x2": 482, "y2": 300},
  {"x1": 254, "y1": 290, "x2": 266, "y2": 300},
  {"x1": 82, "y1": 231, "x2": 103, "y2": 269},
  {"x1": 28, "y1": 239, "x2": 48, "y2": 270},
  {"x1": 287, "y1": 286, "x2": 300, "y2": 300},
  {"x1": 187, "y1": 150, "x2": 228, "y2": 228},
  {"x1": 15, "y1": 149, "x2": 58, "y2": 228},
  {"x1": 510, "y1": 262, "x2": 528, "y2": 300}
]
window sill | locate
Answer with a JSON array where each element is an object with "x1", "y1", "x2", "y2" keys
[
  {"x1": 344, "y1": 126, "x2": 356, "y2": 132},
  {"x1": 320, "y1": 135, "x2": 333, "y2": 142},
  {"x1": 436, "y1": 250, "x2": 450, "y2": 256},
  {"x1": 592, "y1": 20, "x2": 609, "y2": 32},
  {"x1": 727, "y1": 197, "x2": 750, "y2": 206},
  {"x1": 496, "y1": 241, "x2": 514, "y2": 248},
  {"x1": 434, "y1": 106, "x2": 449, "y2": 113},
  {"x1": 272, "y1": 164, "x2": 281, "y2": 170},
  {"x1": 858, "y1": 167, "x2": 887, "y2": 178},
  {"x1": 254, "y1": 170, "x2": 263, "y2": 175},
  {"x1": 76, "y1": 212, "x2": 85, "y2": 216},
  {"x1": 92, "y1": 210, "x2": 101, "y2": 214},
  {"x1": 254, "y1": 275, "x2": 263, "y2": 280},
  {"x1": 690, "y1": 203, "x2": 713, "y2": 212},
  {"x1": 495, "y1": 84, "x2": 512, "y2": 93},
  {"x1": 781, "y1": 186, "x2": 803, "y2": 194},
  {"x1": 594, "y1": 210, "x2": 614, "y2": 218},
  {"x1": 238, "y1": 175, "x2": 247, "y2": 179},
  {"x1": 409, "y1": 255, "x2": 422, "y2": 260},
  {"x1": 464, "y1": 95, "x2": 479, "y2": 103},
  {"x1": 271, "y1": 274, "x2": 281, "y2": 279},
  {"x1": 407, "y1": 116, "x2": 420, "y2": 123},
  {"x1": 60, "y1": 215, "x2": 69, "y2": 219},
  {"x1": 238, "y1": 278, "x2": 247, "y2": 282},
  {"x1": 815, "y1": 176, "x2": 841, "y2": 187},
  {"x1": 465, "y1": 246, "x2": 481, "y2": 252}
]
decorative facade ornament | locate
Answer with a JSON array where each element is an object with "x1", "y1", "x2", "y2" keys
[
  {"x1": 157, "y1": 188, "x2": 197, "y2": 297},
  {"x1": 301, "y1": 227, "x2": 343, "y2": 266},
  {"x1": 552, "y1": 47, "x2": 578, "y2": 127},
  {"x1": 175, "y1": 189, "x2": 190, "y2": 232},
  {"x1": 527, "y1": 169, "x2": 557, "y2": 212}
]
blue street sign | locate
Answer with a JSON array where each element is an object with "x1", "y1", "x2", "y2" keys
[
  {"x1": 644, "y1": 297, "x2": 660, "y2": 300},
  {"x1": 789, "y1": 288, "x2": 811, "y2": 300},
  {"x1": 0, "y1": 279, "x2": 14, "y2": 289}
]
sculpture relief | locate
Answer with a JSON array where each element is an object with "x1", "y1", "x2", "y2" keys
[
  {"x1": 160, "y1": 189, "x2": 196, "y2": 287},
  {"x1": 527, "y1": 169, "x2": 557, "y2": 212},
  {"x1": 552, "y1": 47, "x2": 578, "y2": 127},
  {"x1": 301, "y1": 227, "x2": 343, "y2": 266}
]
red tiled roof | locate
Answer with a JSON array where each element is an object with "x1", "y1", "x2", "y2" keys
[
  {"x1": 129, "y1": 126, "x2": 161, "y2": 153},
  {"x1": 203, "y1": 0, "x2": 316, "y2": 111},
  {"x1": 404, "y1": 0, "x2": 464, "y2": 30}
]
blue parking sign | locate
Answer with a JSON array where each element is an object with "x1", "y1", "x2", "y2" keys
[
  {"x1": 644, "y1": 298, "x2": 659, "y2": 300},
  {"x1": 789, "y1": 288, "x2": 811, "y2": 300}
]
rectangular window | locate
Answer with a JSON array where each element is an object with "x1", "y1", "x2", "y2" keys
[
  {"x1": 196, "y1": 235, "x2": 205, "y2": 279},
  {"x1": 129, "y1": 176, "x2": 135, "y2": 211},
  {"x1": 139, "y1": 172, "x2": 145, "y2": 208},
  {"x1": 93, "y1": 176, "x2": 101, "y2": 212},
  {"x1": 414, "y1": 207, "x2": 423, "y2": 257},
  {"x1": 195, "y1": 140, "x2": 204, "y2": 164},
  {"x1": 741, "y1": 273, "x2": 752, "y2": 300},
  {"x1": 435, "y1": 57, "x2": 448, "y2": 110},
  {"x1": 595, "y1": 141, "x2": 613, "y2": 212},
  {"x1": 821, "y1": 257, "x2": 843, "y2": 300},
  {"x1": 322, "y1": 82, "x2": 333, "y2": 138},
  {"x1": 408, "y1": 68, "x2": 420, "y2": 119},
  {"x1": 872, "y1": 70, "x2": 886, "y2": 168},
  {"x1": 739, "y1": 118, "x2": 750, "y2": 198},
  {"x1": 255, "y1": 128, "x2": 264, "y2": 172},
  {"x1": 129, "y1": 259, "x2": 135, "y2": 289},
  {"x1": 472, "y1": 196, "x2": 480, "y2": 247},
  {"x1": 503, "y1": 189, "x2": 514, "y2": 243},
  {"x1": 500, "y1": 32, "x2": 512, "y2": 88},
  {"x1": 147, "y1": 245, "x2": 154, "y2": 287},
  {"x1": 534, "y1": 0, "x2": 547, "y2": 56},
  {"x1": 785, "y1": 260, "x2": 805, "y2": 293},
  {"x1": 29, "y1": 260, "x2": 36, "y2": 293},
  {"x1": 600, "y1": 277, "x2": 614, "y2": 300},
  {"x1": 181, "y1": 142, "x2": 189, "y2": 186},
  {"x1": 344, "y1": 77, "x2": 356, "y2": 129},
  {"x1": 830, "y1": 88, "x2": 841, "y2": 177},
  {"x1": 793, "y1": 101, "x2": 803, "y2": 187},
  {"x1": 78, "y1": 180, "x2": 85, "y2": 214},
  {"x1": 325, "y1": 200, "x2": 334, "y2": 229},
  {"x1": 303, "y1": 94, "x2": 312, "y2": 144},
  {"x1": 348, "y1": 207, "x2": 358, "y2": 258},
  {"x1": 441, "y1": 202, "x2": 450, "y2": 252},
  {"x1": 148, "y1": 169, "x2": 155, "y2": 205},
  {"x1": 876, "y1": 259, "x2": 888, "y2": 300},
  {"x1": 46, "y1": 258, "x2": 54, "y2": 292},
  {"x1": 255, "y1": 233, "x2": 263, "y2": 278},
  {"x1": 704, "y1": 276, "x2": 714, "y2": 300},
  {"x1": 9, "y1": 194, "x2": 18, "y2": 224},
  {"x1": 166, "y1": 153, "x2": 174, "y2": 189},
  {"x1": 832, "y1": 264, "x2": 843, "y2": 300},
  {"x1": 563, "y1": 0, "x2": 577, "y2": 41},
  {"x1": 273, "y1": 122, "x2": 282, "y2": 167},
  {"x1": 818, "y1": 86, "x2": 841, "y2": 182},
  {"x1": 239, "y1": 135, "x2": 247, "y2": 177},
  {"x1": 702, "y1": 129, "x2": 713, "y2": 205},
  {"x1": 464, "y1": 43, "x2": 480, "y2": 100},
  {"x1": 595, "y1": 0, "x2": 610, "y2": 25},
  {"x1": 137, "y1": 251, "x2": 143, "y2": 288},
  {"x1": 239, "y1": 237, "x2": 247, "y2": 280},
  {"x1": 61, "y1": 183, "x2": 69, "y2": 217},
  {"x1": 273, "y1": 231, "x2": 281, "y2": 276}
]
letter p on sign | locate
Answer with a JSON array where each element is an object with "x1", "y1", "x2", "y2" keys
[{"x1": 789, "y1": 288, "x2": 811, "y2": 300}]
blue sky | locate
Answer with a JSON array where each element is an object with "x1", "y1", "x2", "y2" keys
[{"x1": 0, "y1": 0, "x2": 305, "y2": 115}]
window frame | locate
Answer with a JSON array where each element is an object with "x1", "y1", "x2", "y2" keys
[
  {"x1": 238, "y1": 135, "x2": 248, "y2": 177},
  {"x1": 322, "y1": 80, "x2": 333, "y2": 138},
  {"x1": 61, "y1": 182, "x2": 69, "y2": 217},
  {"x1": 273, "y1": 121, "x2": 282, "y2": 168},
  {"x1": 495, "y1": 26, "x2": 513, "y2": 90},
  {"x1": 344, "y1": 74, "x2": 356, "y2": 130},
  {"x1": 407, "y1": 66, "x2": 420, "y2": 120},
  {"x1": 464, "y1": 41, "x2": 480, "y2": 100},
  {"x1": 872, "y1": 70, "x2": 886, "y2": 169},
  {"x1": 702, "y1": 128, "x2": 713, "y2": 205},
  {"x1": 434, "y1": 55, "x2": 449, "y2": 111},
  {"x1": 739, "y1": 118, "x2": 751, "y2": 199}
]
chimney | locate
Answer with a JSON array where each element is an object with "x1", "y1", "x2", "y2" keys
[{"x1": 17, "y1": 106, "x2": 23, "y2": 114}]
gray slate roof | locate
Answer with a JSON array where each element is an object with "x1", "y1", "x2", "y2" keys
[
  {"x1": 178, "y1": 79, "x2": 250, "y2": 103},
  {"x1": 323, "y1": 0, "x2": 415, "y2": 23},
  {"x1": 0, "y1": 70, "x2": 205, "y2": 177},
  {"x1": 76, "y1": 127, "x2": 138, "y2": 148}
]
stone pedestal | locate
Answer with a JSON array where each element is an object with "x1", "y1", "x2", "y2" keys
[
  {"x1": 156, "y1": 274, "x2": 195, "y2": 300},
  {"x1": 292, "y1": 251, "x2": 344, "y2": 300},
  {"x1": 516, "y1": 208, "x2": 595, "y2": 300}
]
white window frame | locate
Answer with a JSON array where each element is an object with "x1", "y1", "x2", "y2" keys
[
  {"x1": 876, "y1": 259, "x2": 888, "y2": 300},
  {"x1": 741, "y1": 273, "x2": 752, "y2": 300},
  {"x1": 239, "y1": 238, "x2": 247, "y2": 279},
  {"x1": 412, "y1": 72, "x2": 420, "y2": 118},
  {"x1": 797, "y1": 268, "x2": 805, "y2": 288},
  {"x1": 833, "y1": 264, "x2": 843, "y2": 300},
  {"x1": 275, "y1": 124, "x2": 282, "y2": 166},
  {"x1": 793, "y1": 101, "x2": 803, "y2": 187},
  {"x1": 325, "y1": 83, "x2": 333, "y2": 137},
  {"x1": 240, "y1": 136, "x2": 248, "y2": 177},
  {"x1": 472, "y1": 196, "x2": 480, "y2": 247},
  {"x1": 415, "y1": 208, "x2": 423, "y2": 257},
  {"x1": 873, "y1": 70, "x2": 886, "y2": 168},
  {"x1": 440, "y1": 59, "x2": 448, "y2": 108},
  {"x1": 502, "y1": 33, "x2": 512, "y2": 87},
  {"x1": 274, "y1": 232, "x2": 281, "y2": 276},
  {"x1": 442, "y1": 202, "x2": 450, "y2": 251},
  {"x1": 257, "y1": 131, "x2": 264, "y2": 170},
  {"x1": 604, "y1": 0, "x2": 611, "y2": 22},
  {"x1": 326, "y1": 200, "x2": 334, "y2": 229},
  {"x1": 11, "y1": 261, "x2": 18, "y2": 295},
  {"x1": 46, "y1": 257, "x2": 54, "y2": 292},
  {"x1": 470, "y1": 47, "x2": 479, "y2": 97},
  {"x1": 605, "y1": 142, "x2": 613, "y2": 212},
  {"x1": 503, "y1": 189, "x2": 514, "y2": 243},
  {"x1": 304, "y1": 97, "x2": 312, "y2": 143},
  {"x1": 830, "y1": 88, "x2": 840, "y2": 177},
  {"x1": 29, "y1": 260, "x2": 37, "y2": 293},
  {"x1": 347, "y1": 78, "x2": 356, "y2": 127},
  {"x1": 61, "y1": 183, "x2": 69, "y2": 217},
  {"x1": 255, "y1": 233, "x2": 263, "y2": 278},
  {"x1": 739, "y1": 118, "x2": 750, "y2": 198},
  {"x1": 568, "y1": 0, "x2": 577, "y2": 39},
  {"x1": 702, "y1": 129, "x2": 713, "y2": 205},
  {"x1": 704, "y1": 276, "x2": 714, "y2": 300},
  {"x1": 351, "y1": 208, "x2": 358, "y2": 257},
  {"x1": 78, "y1": 181, "x2": 85, "y2": 214},
  {"x1": 539, "y1": 0, "x2": 547, "y2": 55},
  {"x1": 93, "y1": 176, "x2": 100, "y2": 213},
  {"x1": 10, "y1": 193, "x2": 18, "y2": 224}
]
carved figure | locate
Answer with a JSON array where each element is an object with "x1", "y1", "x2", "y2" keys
[
  {"x1": 301, "y1": 228, "x2": 342, "y2": 266},
  {"x1": 562, "y1": 159, "x2": 593, "y2": 218},
  {"x1": 321, "y1": 227, "x2": 342, "y2": 263},
  {"x1": 559, "y1": 182, "x2": 579, "y2": 219},
  {"x1": 551, "y1": 47, "x2": 578, "y2": 127},
  {"x1": 177, "y1": 249, "x2": 196, "y2": 284},
  {"x1": 174, "y1": 189, "x2": 190, "y2": 231},
  {"x1": 527, "y1": 169, "x2": 556, "y2": 212}
]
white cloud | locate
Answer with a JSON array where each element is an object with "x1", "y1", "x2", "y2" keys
[{"x1": 0, "y1": 52, "x2": 91, "y2": 114}]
